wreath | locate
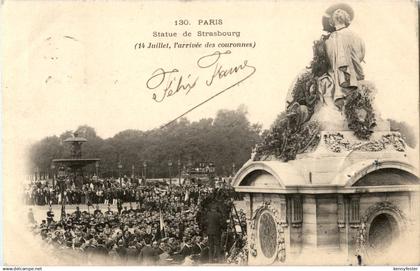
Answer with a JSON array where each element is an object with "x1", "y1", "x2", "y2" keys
[{"x1": 344, "y1": 83, "x2": 376, "y2": 140}]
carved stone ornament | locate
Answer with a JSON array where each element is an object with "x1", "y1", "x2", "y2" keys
[
  {"x1": 324, "y1": 132, "x2": 406, "y2": 153},
  {"x1": 248, "y1": 201, "x2": 286, "y2": 263}
]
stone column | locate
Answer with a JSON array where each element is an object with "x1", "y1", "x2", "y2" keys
[
  {"x1": 302, "y1": 194, "x2": 317, "y2": 250},
  {"x1": 409, "y1": 191, "x2": 420, "y2": 223},
  {"x1": 409, "y1": 191, "x2": 420, "y2": 251},
  {"x1": 287, "y1": 195, "x2": 303, "y2": 254},
  {"x1": 347, "y1": 194, "x2": 361, "y2": 258},
  {"x1": 337, "y1": 194, "x2": 348, "y2": 255}
]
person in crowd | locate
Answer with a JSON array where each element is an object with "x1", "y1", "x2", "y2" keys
[
  {"x1": 117, "y1": 199, "x2": 123, "y2": 215},
  {"x1": 152, "y1": 241, "x2": 163, "y2": 256},
  {"x1": 74, "y1": 206, "x2": 82, "y2": 221},
  {"x1": 222, "y1": 226, "x2": 235, "y2": 257},
  {"x1": 126, "y1": 240, "x2": 139, "y2": 264},
  {"x1": 139, "y1": 238, "x2": 158, "y2": 265},
  {"x1": 94, "y1": 205, "x2": 102, "y2": 217},
  {"x1": 206, "y1": 205, "x2": 222, "y2": 263},
  {"x1": 105, "y1": 205, "x2": 113, "y2": 216},
  {"x1": 28, "y1": 208, "x2": 36, "y2": 224},
  {"x1": 116, "y1": 238, "x2": 128, "y2": 262},
  {"x1": 158, "y1": 243, "x2": 173, "y2": 265},
  {"x1": 191, "y1": 235, "x2": 203, "y2": 255},
  {"x1": 28, "y1": 179, "x2": 246, "y2": 265},
  {"x1": 199, "y1": 236, "x2": 209, "y2": 264},
  {"x1": 46, "y1": 206, "x2": 55, "y2": 225}
]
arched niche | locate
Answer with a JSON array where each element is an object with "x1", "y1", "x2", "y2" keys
[
  {"x1": 239, "y1": 170, "x2": 281, "y2": 188},
  {"x1": 352, "y1": 168, "x2": 419, "y2": 187}
]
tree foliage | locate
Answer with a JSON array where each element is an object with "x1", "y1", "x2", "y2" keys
[
  {"x1": 28, "y1": 106, "x2": 262, "y2": 178},
  {"x1": 389, "y1": 119, "x2": 417, "y2": 148}
]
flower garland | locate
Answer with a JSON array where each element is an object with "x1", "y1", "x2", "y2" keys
[
  {"x1": 254, "y1": 119, "x2": 320, "y2": 161},
  {"x1": 254, "y1": 37, "x2": 326, "y2": 162}
]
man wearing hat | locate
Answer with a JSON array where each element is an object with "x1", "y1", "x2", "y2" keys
[
  {"x1": 95, "y1": 236, "x2": 109, "y2": 256},
  {"x1": 105, "y1": 205, "x2": 113, "y2": 216},
  {"x1": 94, "y1": 205, "x2": 103, "y2": 217},
  {"x1": 73, "y1": 206, "x2": 82, "y2": 221},
  {"x1": 206, "y1": 205, "x2": 222, "y2": 263},
  {"x1": 126, "y1": 240, "x2": 140, "y2": 264},
  {"x1": 46, "y1": 207, "x2": 55, "y2": 226},
  {"x1": 322, "y1": 3, "x2": 365, "y2": 110},
  {"x1": 139, "y1": 237, "x2": 158, "y2": 265},
  {"x1": 115, "y1": 238, "x2": 128, "y2": 261}
]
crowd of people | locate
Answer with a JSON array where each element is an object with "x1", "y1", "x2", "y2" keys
[
  {"x1": 27, "y1": 178, "x2": 248, "y2": 265},
  {"x1": 24, "y1": 176, "x2": 242, "y2": 206},
  {"x1": 25, "y1": 177, "x2": 156, "y2": 206}
]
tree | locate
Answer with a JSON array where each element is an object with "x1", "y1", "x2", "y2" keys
[
  {"x1": 28, "y1": 106, "x2": 262, "y2": 178},
  {"x1": 28, "y1": 136, "x2": 64, "y2": 174},
  {"x1": 388, "y1": 119, "x2": 417, "y2": 148}
]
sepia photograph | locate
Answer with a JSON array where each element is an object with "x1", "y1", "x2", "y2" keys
[{"x1": 1, "y1": 0, "x2": 419, "y2": 268}]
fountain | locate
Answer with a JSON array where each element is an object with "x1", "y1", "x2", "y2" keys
[{"x1": 52, "y1": 132, "x2": 100, "y2": 187}]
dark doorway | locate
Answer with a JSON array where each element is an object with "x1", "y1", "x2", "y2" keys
[{"x1": 368, "y1": 213, "x2": 399, "y2": 252}]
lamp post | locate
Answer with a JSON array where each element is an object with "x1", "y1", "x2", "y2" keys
[
  {"x1": 51, "y1": 163, "x2": 56, "y2": 189},
  {"x1": 118, "y1": 162, "x2": 123, "y2": 186},
  {"x1": 168, "y1": 160, "x2": 173, "y2": 186},
  {"x1": 186, "y1": 160, "x2": 192, "y2": 185},
  {"x1": 35, "y1": 167, "x2": 39, "y2": 182},
  {"x1": 143, "y1": 161, "x2": 147, "y2": 181},
  {"x1": 95, "y1": 161, "x2": 100, "y2": 179},
  {"x1": 131, "y1": 164, "x2": 135, "y2": 178},
  {"x1": 187, "y1": 160, "x2": 192, "y2": 173},
  {"x1": 57, "y1": 166, "x2": 67, "y2": 220},
  {"x1": 177, "y1": 159, "x2": 181, "y2": 186}
]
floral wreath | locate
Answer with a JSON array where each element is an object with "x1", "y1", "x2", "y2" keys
[{"x1": 344, "y1": 83, "x2": 376, "y2": 140}]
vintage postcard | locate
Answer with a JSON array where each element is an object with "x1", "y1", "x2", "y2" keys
[{"x1": 1, "y1": 0, "x2": 419, "y2": 268}]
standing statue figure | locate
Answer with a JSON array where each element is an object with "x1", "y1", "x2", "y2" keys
[
  {"x1": 255, "y1": 3, "x2": 376, "y2": 161},
  {"x1": 322, "y1": 3, "x2": 365, "y2": 111}
]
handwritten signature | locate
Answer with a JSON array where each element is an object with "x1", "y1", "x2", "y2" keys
[{"x1": 145, "y1": 50, "x2": 256, "y2": 127}]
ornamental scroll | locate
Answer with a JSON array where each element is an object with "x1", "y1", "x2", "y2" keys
[
  {"x1": 323, "y1": 132, "x2": 406, "y2": 153},
  {"x1": 248, "y1": 201, "x2": 286, "y2": 263}
]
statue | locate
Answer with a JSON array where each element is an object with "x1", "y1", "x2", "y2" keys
[
  {"x1": 310, "y1": 3, "x2": 375, "y2": 136},
  {"x1": 254, "y1": 3, "x2": 376, "y2": 162},
  {"x1": 322, "y1": 3, "x2": 365, "y2": 111}
]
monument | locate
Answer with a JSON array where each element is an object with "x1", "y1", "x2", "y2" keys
[{"x1": 232, "y1": 3, "x2": 419, "y2": 265}]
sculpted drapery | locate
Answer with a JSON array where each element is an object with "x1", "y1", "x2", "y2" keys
[{"x1": 325, "y1": 27, "x2": 365, "y2": 102}]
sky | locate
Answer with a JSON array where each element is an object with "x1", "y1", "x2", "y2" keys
[{"x1": 2, "y1": 0, "x2": 419, "y2": 145}]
